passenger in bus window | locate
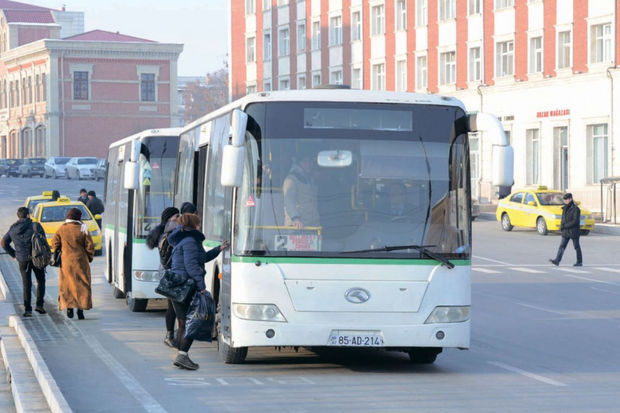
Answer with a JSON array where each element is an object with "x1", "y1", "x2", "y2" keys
[
  {"x1": 375, "y1": 182, "x2": 416, "y2": 222},
  {"x1": 283, "y1": 154, "x2": 320, "y2": 229}
]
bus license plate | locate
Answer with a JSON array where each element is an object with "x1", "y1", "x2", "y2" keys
[{"x1": 327, "y1": 331, "x2": 384, "y2": 347}]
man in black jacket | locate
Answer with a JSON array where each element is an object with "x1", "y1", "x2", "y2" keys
[
  {"x1": 1, "y1": 207, "x2": 47, "y2": 316},
  {"x1": 86, "y1": 191, "x2": 104, "y2": 228},
  {"x1": 550, "y1": 193, "x2": 583, "y2": 267}
]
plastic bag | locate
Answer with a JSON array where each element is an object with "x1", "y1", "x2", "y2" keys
[{"x1": 185, "y1": 291, "x2": 216, "y2": 342}]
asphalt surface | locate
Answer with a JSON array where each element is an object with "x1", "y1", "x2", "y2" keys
[{"x1": 1, "y1": 175, "x2": 620, "y2": 412}]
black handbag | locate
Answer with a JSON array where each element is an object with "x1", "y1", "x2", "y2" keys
[
  {"x1": 50, "y1": 249, "x2": 61, "y2": 268},
  {"x1": 155, "y1": 269, "x2": 196, "y2": 303}
]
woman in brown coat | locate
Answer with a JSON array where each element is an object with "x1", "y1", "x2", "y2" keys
[{"x1": 51, "y1": 208, "x2": 95, "y2": 320}]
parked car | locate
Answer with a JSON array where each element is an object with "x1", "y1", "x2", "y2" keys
[
  {"x1": 44, "y1": 156, "x2": 71, "y2": 179},
  {"x1": 0, "y1": 159, "x2": 8, "y2": 176},
  {"x1": 94, "y1": 158, "x2": 107, "y2": 181},
  {"x1": 18, "y1": 157, "x2": 46, "y2": 177},
  {"x1": 65, "y1": 157, "x2": 98, "y2": 180},
  {"x1": 496, "y1": 186, "x2": 595, "y2": 235},
  {"x1": 4, "y1": 159, "x2": 23, "y2": 177}
]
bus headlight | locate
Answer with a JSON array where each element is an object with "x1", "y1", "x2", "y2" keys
[
  {"x1": 134, "y1": 270, "x2": 160, "y2": 282},
  {"x1": 233, "y1": 303, "x2": 287, "y2": 322},
  {"x1": 424, "y1": 306, "x2": 470, "y2": 324}
]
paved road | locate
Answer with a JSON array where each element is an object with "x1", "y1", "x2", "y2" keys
[{"x1": 1, "y1": 176, "x2": 620, "y2": 412}]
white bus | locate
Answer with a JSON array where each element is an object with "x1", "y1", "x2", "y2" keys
[
  {"x1": 103, "y1": 128, "x2": 182, "y2": 312},
  {"x1": 176, "y1": 89, "x2": 513, "y2": 363}
]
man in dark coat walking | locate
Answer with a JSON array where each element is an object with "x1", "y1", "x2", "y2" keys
[
  {"x1": 550, "y1": 193, "x2": 583, "y2": 266},
  {"x1": 85, "y1": 191, "x2": 104, "y2": 228},
  {"x1": 1, "y1": 207, "x2": 47, "y2": 316},
  {"x1": 77, "y1": 188, "x2": 88, "y2": 204}
]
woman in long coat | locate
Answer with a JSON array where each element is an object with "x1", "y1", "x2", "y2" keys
[{"x1": 51, "y1": 207, "x2": 95, "y2": 320}]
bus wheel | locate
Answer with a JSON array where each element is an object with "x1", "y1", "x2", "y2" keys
[
  {"x1": 408, "y1": 347, "x2": 442, "y2": 364},
  {"x1": 536, "y1": 217, "x2": 548, "y2": 235},
  {"x1": 216, "y1": 302, "x2": 247, "y2": 364},
  {"x1": 127, "y1": 297, "x2": 148, "y2": 312},
  {"x1": 113, "y1": 287, "x2": 125, "y2": 299}
]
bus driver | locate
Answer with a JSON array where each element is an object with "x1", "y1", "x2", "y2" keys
[{"x1": 282, "y1": 154, "x2": 320, "y2": 230}]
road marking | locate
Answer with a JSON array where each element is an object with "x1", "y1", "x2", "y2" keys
[
  {"x1": 473, "y1": 255, "x2": 513, "y2": 266},
  {"x1": 591, "y1": 287, "x2": 620, "y2": 296},
  {"x1": 488, "y1": 361, "x2": 567, "y2": 387},
  {"x1": 558, "y1": 268, "x2": 591, "y2": 274},
  {"x1": 164, "y1": 376, "x2": 315, "y2": 387},
  {"x1": 515, "y1": 301, "x2": 569, "y2": 315},
  {"x1": 509, "y1": 267, "x2": 545, "y2": 274},
  {"x1": 559, "y1": 273, "x2": 620, "y2": 287},
  {"x1": 593, "y1": 267, "x2": 620, "y2": 274},
  {"x1": 82, "y1": 335, "x2": 167, "y2": 412},
  {"x1": 472, "y1": 267, "x2": 501, "y2": 274}
]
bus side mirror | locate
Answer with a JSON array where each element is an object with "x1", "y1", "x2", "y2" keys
[
  {"x1": 468, "y1": 113, "x2": 514, "y2": 187},
  {"x1": 231, "y1": 109, "x2": 248, "y2": 147},
  {"x1": 221, "y1": 145, "x2": 245, "y2": 187},
  {"x1": 124, "y1": 161, "x2": 139, "y2": 190}
]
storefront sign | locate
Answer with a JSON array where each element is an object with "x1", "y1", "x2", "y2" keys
[{"x1": 536, "y1": 109, "x2": 570, "y2": 118}]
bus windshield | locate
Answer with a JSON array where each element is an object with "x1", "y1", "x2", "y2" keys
[
  {"x1": 134, "y1": 136, "x2": 179, "y2": 237},
  {"x1": 233, "y1": 101, "x2": 471, "y2": 259}
]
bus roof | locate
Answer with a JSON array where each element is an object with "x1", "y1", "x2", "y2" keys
[
  {"x1": 181, "y1": 89, "x2": 467, "y2": 133},
  {"x1": 108, "y1": 127, "x2": 183, "y2": 149}
]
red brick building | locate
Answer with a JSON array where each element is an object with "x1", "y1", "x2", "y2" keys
[
  {"x1": 0, "y1": 0, "x2": 183, "y2": 158},
  {"x1": 230, "y1": 0, "x2": 620, "y2": 211}
]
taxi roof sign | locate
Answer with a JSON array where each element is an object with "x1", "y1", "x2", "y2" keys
[
  {"x1": 42, "y1": 191, "x2": 53, "y2": 196},
  {"x1": 57, "y1": 196, "x2": 71, "y2": 202},
  {"x1": 537, "y1": 186, "x2": 548, "y2": 190}
]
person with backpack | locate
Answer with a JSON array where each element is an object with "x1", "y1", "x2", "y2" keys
[
  {"x1": 51, "y1": 208, "x2": 95, "y2": 320},
  {"x1": 167, "y1": 213, "x2": 228, "y2": 370},
  {"x1": 1, "y1": 207, "x2": 48, "y2": 317},
  {"x1": 146, "y1": 206, "x2": 180, "y2": 348}
]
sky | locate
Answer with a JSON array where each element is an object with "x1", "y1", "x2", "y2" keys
[{"x1": 26, "y1": 0, "x2": 228, "y2": 77}]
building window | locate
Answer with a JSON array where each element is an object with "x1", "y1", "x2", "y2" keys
[
  {"x1": 352, "y1": 68, "x2": 361, "y2": 89},
  {"x1": 329, "y1": 15, "x2": 342, "y2": 46},
  {"x1": 247, "y1": 36, "x2": 256, "y2": 62},
  {"x1": 247, "y1": 85, "x2": 257, "y2": 94},
  {"x1": 27, "y1": 76, "x2": 32, "y2": 104},
  {"x1": 589, "y1": 124, "x2": 608, "y2": 183},
  {"x1": 396, "y1": 59, "x2": 407, "y2": 92},
  {"x1": 372, "y1": 63, "x2": 385, "y2": 90},
  {"x1": 469, "y1": 0, "x2": 481, "y2": 15},
  {"x1": 73, "y1": 71, "x2": 89, "y2": 100},
  {"x1": 416, "y1": 0, "x2": 427, "y2": 26},
  {"x1": 529, "y1": 36, "x2": 543, "y2": 73},
  {"x1": 264, "y1": 32, "x2": 271, "y2": 60},
  {"x1": 495, "y1": 0, "x2": 514, "y2": 8},
  {"x1": 297, "y1": 22, "x2": 306, "y2": 52},
  {"x1": 416, "y1": 55, "x2": 427, "y2": 90},
  {"x1": 591, "y1": 23, "x2": 612, "y2": 63},
  {"x1": 41, "y1": 73, "x2": 46, "y2": 101},
  {"x1": 246, "y1": 0, "x2": 255, "y2": 14},
  {"x1": 439, "y1": 0, "x2": 456, "y2": 21},
  {"x1": 396, "y1": 0, "x2": 406, "y2": 32},
  {"x1": 352, "y1": 11, "x2": 362, "y2": 41},
  {"x1": 264, "y1": 80, "x2": 272, "y2": 91},
  {"x1": 312, "y1": 72, "x2": 321, "y2": 87},
  {"x1": 16, "y1": 80, "x2": 19, "y2": 106},
  {"x1": 9, "y1": 81, "x2": 13, "y2": 107},
  {"x1": 262, "y1": 0, "x2": 270, "y2": 10},
  {"x1": 279, "y1": 77, "x2": 290, "y2": 90},
  {"x1": 526, "y1": 128, "x2": 540, "y2": 185},
  {"x1": 312, "y1": 21, "x2": 321, "y2": 50},
  {"x1": 277, "y1": 0, "x2": 289, "y2": 6},
  {"x1": 469, "y1": 47, "x2": 481, "y2": 81},
  {"x1": 140, "y1": 73, "x2": 156, "y2": 102},
  {"x1": 278, "y1": 27, "x2": 289, "y2": 56},
  {"x1": 495, "y1": 40, "x2": 514, "y2": 76},
  {"x1": 330, "y1": 69, "x2": 343, "y2": 85},
  {"x1": 298, "y1": 74, "x2": 306, "y2": 90},
  {"x1": 35, "y1": 74, "x2": 40, "y2": 102},
  {"x1": 371, "y1": 5, "x2": 385, "y2": 36},
  {"x1": 439, "y1": 51, "x2": 456, "y2": 85},
  {"x1": 557, "y1": 31, "x2": 571, "y2": 69}
]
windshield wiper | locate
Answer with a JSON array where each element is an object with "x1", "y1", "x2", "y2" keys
[{"x1": 340, "y1": 244, "x2": 455, "y2": 269}]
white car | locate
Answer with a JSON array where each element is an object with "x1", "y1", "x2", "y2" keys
[
  {"x1": 65, "y1": 157, "x2": 98, "y2": 180},
  {"x1": 44, "y1": 156, "x2": 71, "y2": 179}
]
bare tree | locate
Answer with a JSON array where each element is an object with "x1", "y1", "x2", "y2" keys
[{"x1": 182, "y1": 62, "x2": 229, "y2": 123}]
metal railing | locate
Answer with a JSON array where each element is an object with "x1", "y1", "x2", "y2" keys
[{"x1": 600, "y1": 176, "x2": 620, "y2": 224}]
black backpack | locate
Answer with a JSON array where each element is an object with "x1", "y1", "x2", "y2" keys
[
  {"x1": 158, "y1": 232, "x2": 174, "y2": 270},
  {"x1": 31, "y1": 223, "x2": 51, "y2": 269}
]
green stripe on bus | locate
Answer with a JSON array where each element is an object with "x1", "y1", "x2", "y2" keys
[{"x1": 231, "y1": 256, "x2": 471, "y2": 266}]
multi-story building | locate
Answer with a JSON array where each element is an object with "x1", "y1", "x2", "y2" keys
[
  {"x1": 230, "y1": 0, "x2": 619, "y2": 211},
  {"x1": 0, "y1": 0, "x2": 183, "y2": 159}
]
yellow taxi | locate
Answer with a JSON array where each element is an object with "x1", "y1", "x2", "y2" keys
[
  {"x1": 31, "y1": 197, "x2": 103, "y2": 255},
  {"x1": 24, "y1": 191, "x2": 65, "y2": 214},
  {"x1": 496, "y1": 187, "x2": 595, "y2": 236}
]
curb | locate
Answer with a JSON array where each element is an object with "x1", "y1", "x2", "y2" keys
[
  {"x1": 0, "y1": 269, "x2": 7, "y2": 301},
  {"x1": 592, "y1": 225, "x2": 620, "y2": 235},
  {"x1": 9, "y1": 316, "x2": 72, "y2": 413}
]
